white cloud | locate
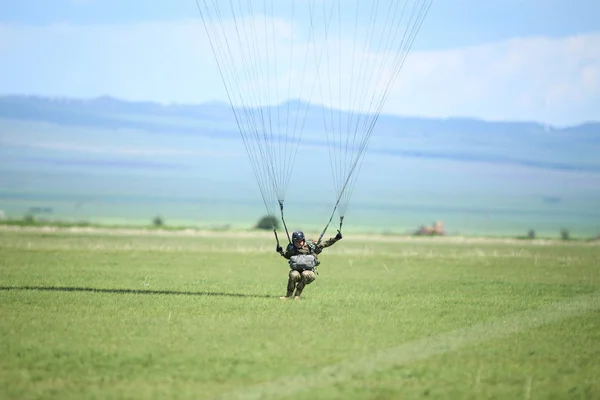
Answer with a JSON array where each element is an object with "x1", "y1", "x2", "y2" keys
[
  {"x1": 0, "y1": 17, "x2": 598, "y2": 126},
  {"x1": 388, "y1": 33, "x2": 600, "y2": 125}
]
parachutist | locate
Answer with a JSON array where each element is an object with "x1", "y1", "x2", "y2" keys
[
  {"x1": 277, "y1": 229, "x2": 342, "y2": 300},
  {"x1": 196, "y1": 1, "x2": 431, "y2": 292}
]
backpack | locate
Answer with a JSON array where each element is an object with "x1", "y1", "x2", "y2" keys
[
  {"x1": 288, "y1": 240, "x2": 321, "y2": 271},
  {"x1": 289, "y1": 254, "x2": 318, "y2": 271}
]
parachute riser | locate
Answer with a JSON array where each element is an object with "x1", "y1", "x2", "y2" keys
[
  {"x1": 317, "y1": 171, "x2": 354, "y2": 246},
  {"x1": 317, "y1": 214, "x2": 343, "y2": 246},
  {"x1": 279, "y1": 200, "x2": 291, "y2": 243}
]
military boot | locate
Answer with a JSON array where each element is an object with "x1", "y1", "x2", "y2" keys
[
  {"x1": 294, "y1": 280, "x2": 305, "y2": 300},
  {"x1": 279, "y1": 278, "x2": 296, "y2": 300}
]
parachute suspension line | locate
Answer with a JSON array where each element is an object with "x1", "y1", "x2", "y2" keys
[
  {"x1": 320, "y1": 0, "x2": 381, "y2": 222},
  {"x1": 344, "y1": 0, "x2": 433, "y2": 212},
  {"x1": 316, "y1": 136, "x2": 369, "y2": 245},
  {"x1": 345, "y1": 0, "x2": 360, "y2": 160},
  {"x1": 197, "y1": 0, "x2": 432, "y2": 242},
  {"x1": 317, "y1": 0, "x2": 433, "y2": 225},
  {"x1": 264, "y1": 0, "x2": 324, "y2": 207},
  {"x1": 312, "y1": 0, "x2": 343, "y2": 210},
  {"x1": 338, "y1": 0, "x2": 361, "y2": 220},
  {"x1": 277, "y1": 0, "x2": 337, "y2": 206},
  {"x1": 197, "y1": 1, "x2": 341, "y2": 243},
  {"x1": 316, "y1": 161, "x2": 358, "y2": 245},
  {"x1": 323, "y1": 1, "x2": 335, "y2": 172},
  {"x1": 281, "y1": 0, "x2": 318, "y2": 199},
  {"x1": 345, "y1": 0, "x2": 395, "y2": 216},
  {"x1": 340, "y1": 0, "x2": 410, "y2": 215},
  {"x1": 341, "y1": 0, "x2": 370, "y2": 213},
  {"x1": 356, "y1": 0, "x2": 415, "y2": 145},
  {"x1": 283, "y1": 0, "x2": 295, "y2": 196},
  {"x1": 337, "y1": 0, "x2": 342, "y2": 189},
  {"x1": 278, "y1": 200, "x2": 291, "y2": 243},
  {"x1": 196, "y1": 1, "x2": 265, "y2": 206},
  {"x1": 272, "y1": 0, "x2": 283, "y2": 202},
  {"x1": 197, "y1": 0, "x2": 282, "y2": 240},
  {"x1": 286, "y1": 0, "x2": 337, "y2": 206},
  {"x1": 332, "y1": 0, "x2": 343, "y2": 212},
  {"x1": 227, "y1": 0, "x2": 281, "y2": 211},
  {"x1": 251, "y1": 0, "x2": 280, "y2": 203},
  {"x1": 368, "y1": 0, "x2": 434, "y2": 141},
  {"x1": 240, "y1": 0, "x2": 280, "y2": 202},
  {"x1": 284, "y1": 0, "x2": 339, "y2": 202},
  {"x1": 317, "y1": 0, "x2": 376, "y2": 224},
  {"x1": 260, "y1": 0, "x2": 283, "y2": 202},
  {"x1": 248, "y1": 0, "x2": 292, "y2": 223}
]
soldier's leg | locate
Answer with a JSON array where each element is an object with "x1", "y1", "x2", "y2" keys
[
  {"x1": 280, "y1": 270, "x2": 301, "y2": 299},
  {"x1": 294, "y1": 270, "x2": 316, "y2": 298}
]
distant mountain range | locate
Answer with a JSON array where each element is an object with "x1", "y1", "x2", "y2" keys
[
  {"x1": 2, "y1": 94, "x2": 599, "y2": 136},
  {"x1": 1, "y1": 94, "x2": 599, "y2": 173}
]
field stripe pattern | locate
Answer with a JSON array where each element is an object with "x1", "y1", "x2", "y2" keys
[{"x1": 215, "y1": 290, "x2": 600, "y2": 400}]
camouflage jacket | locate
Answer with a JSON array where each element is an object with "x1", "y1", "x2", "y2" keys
[{"x1": 279, "y1": 236, "x2": 339, "y2": 260}]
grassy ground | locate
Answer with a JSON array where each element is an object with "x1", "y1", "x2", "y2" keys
[{"x1": 1, "y1": 229, "x2": 599, "y2": 399}]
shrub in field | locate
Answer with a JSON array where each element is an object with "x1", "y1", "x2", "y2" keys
[
  {"x1": 255, "y1": 215, "x2": 280, "y2": 230},
  {"x1": 153, "y1": 216, "x2": 164, "y2": 227},
  {"x1": 560, "y1": 228, "x2": 570, "y2": 240}
]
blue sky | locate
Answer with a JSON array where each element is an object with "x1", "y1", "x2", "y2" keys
[{"x1": 1, "y1": 0, "x2": 599, "y2": 126}]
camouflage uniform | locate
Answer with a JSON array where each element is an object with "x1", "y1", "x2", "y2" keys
[{"x1": 277, "y1": 231, "x2": 341, "y2": 299}]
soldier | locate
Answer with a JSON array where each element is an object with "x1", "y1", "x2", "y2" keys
[{"x1": 276, "y1": 229, "x2": 342, "y2": 299}]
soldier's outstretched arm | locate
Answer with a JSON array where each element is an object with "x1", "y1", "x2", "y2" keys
[{"x1": 315, "y1": 230, "x2": 343, "y2": 252}]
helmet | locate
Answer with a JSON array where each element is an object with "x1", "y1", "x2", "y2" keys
[{"x1": 292, "y1": 230, "x2": 305, "y2": 242}]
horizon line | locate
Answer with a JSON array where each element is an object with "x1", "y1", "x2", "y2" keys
[{"x1": 1, "y1": 92, "x2": 599, "y2": 128}]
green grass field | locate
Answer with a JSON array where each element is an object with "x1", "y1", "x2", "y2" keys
[{"x1": 1, "y1": 228, "x2": 599, "y2": 399}]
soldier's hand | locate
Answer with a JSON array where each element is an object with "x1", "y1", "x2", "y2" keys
[
  {"x1": 335, "y1": 230, "x2": 343, "y2": 240},
  {"x1": 276, "y1": 245, "x2": 283, "y2": 253}
]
